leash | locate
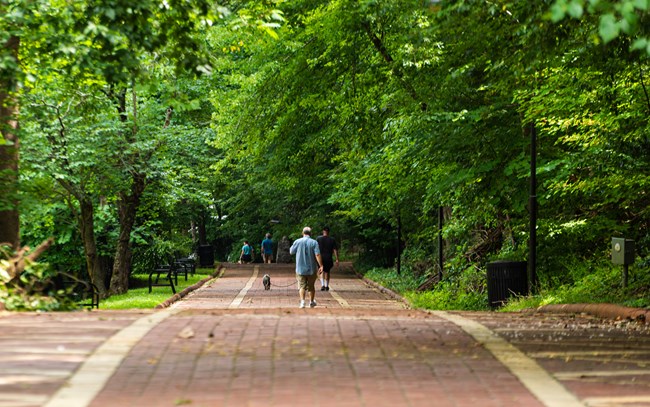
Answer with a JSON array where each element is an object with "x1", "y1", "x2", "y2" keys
[{"x1": 270, "y1": 280, "x2": 298, "y2": 288}]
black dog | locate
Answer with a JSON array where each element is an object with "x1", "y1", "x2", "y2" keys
[{"x1": 262, "y1": 274, "x2": 271, "y2": 290}]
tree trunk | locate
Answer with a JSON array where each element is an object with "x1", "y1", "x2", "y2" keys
[
  {"x1": 0, "y1": 35, "x2": 21, "y2": 249},
  {"x1": 109, "y1": 172, "x2": 146, "y2": 295},
  {"x1": 198, "y1": 210, "x2": 207, "y2": 245},
  {"x1": 78, "y1": 196, "x2": 108, "y2": 297}
]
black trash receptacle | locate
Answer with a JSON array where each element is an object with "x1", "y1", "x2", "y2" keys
[
  {"x1": 487, "y1": 261, "x2": 528, "y2": 308},
  {"x1": 198, "y1": 245, "x2": 214, "y2": 267}
]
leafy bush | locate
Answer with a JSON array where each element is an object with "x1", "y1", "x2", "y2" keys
[
  {"x1": 130, "y1": 233, "x2": 194, "y2": 275},
  {"x1": 0, "y1": 246, "x2": 79, "y2": 311}
]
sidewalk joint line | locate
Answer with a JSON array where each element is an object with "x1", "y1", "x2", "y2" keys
[
  {"x1": 431, "y1": 311, "x2": 585, "y2": 407},
  {"x1": 228, "y1": 266, "x2": 259, "y2": 309},
  {"x1": 328, "y1": 287, "x2": 350, "y2": 308},
  {"x1": 43, "y1": 308, "x2": 179, "y2": 407}
]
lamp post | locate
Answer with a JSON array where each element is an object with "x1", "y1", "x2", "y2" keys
[{"x1": 529, "y1": 123, "x2": 538, "y2": 293}]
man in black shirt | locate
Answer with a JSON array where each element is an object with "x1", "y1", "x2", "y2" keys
[{"x1": 316, "y1": 226, "x2": 339, "y2": 291}]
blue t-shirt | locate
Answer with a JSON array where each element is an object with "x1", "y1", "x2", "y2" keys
[
  {"x1": 262, "y1": 238, "x2": 273, "y2": 254},
  {"x1": 242, "y1": 244, "x2": 252, "y2": 255},
  {"x1": 289, "y1": 236, "x2": 320, "y2": 275}
]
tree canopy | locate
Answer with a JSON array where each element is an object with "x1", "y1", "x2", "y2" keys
[{"x1": 2, "y1": 0, "x2": 649, "y2": 304}]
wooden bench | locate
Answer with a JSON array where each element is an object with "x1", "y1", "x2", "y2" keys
[
  {"x1": 77, "y1": 282, "x2": 100, "y2": 309},
  {"x1": 148, "y1": 264, "x2": 176, "y2": 294},
  {"x1": 56, "y1": 277, "x2": 100, "y2": 309},
  {"x1": 174, "y1": 258, "x2": 196, "y2": 281}
]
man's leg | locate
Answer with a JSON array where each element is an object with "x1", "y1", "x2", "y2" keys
[
  {"x1": 308, "y1": 274, "x2": 317, "y2": 305},
  {"x1": 298, "y1": 275, "x2": 306, "y2": 307}
]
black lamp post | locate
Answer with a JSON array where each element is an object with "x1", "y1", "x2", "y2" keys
[{"x1": 529, "y1": 123, "x2": 538, "y2": 293}]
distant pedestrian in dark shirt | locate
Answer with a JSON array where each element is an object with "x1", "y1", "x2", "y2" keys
[{"x1": 316, "y1": 226, "x2": 339, "y2": 291}]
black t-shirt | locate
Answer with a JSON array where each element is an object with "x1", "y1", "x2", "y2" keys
[{"x1": 317, "y1": 235, "x2": 338, "y2": 261}]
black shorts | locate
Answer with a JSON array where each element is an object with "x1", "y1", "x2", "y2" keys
[
  {"x1": 242, "y1": 254, "x2": 252, "y2": 262},
  {"x1": 322, "y1": 258, "x2": 334, "y2": 273}
]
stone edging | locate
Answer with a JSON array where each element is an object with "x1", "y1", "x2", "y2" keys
[
  {"x1": 352, "y1": 268, "x2": 412, "y2": 309},
  {"x1": 154, "y1": 264, "x2": 225, "y2": 309},
  {"x1": 537, "y1": 303, "x2": 650, "y2": 323}
]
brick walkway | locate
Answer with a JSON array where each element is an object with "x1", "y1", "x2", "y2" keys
[{"x1": 1, "y1": 263, "x2": 650, "y2": 407}]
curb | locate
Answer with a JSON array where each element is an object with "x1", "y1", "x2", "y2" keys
[
  {"x1": 154, "y1": 264, "x2": 225, "y2": 309},
  {"x1": 352, "y1": 268, "x2": 411, "y2": 309},
  {"x1": 537, "y1": 303, "x2": 649, "y2": 323}
]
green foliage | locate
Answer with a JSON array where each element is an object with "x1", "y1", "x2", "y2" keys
[
  {"x1": 551, "y1": 0, "x2": 650, "y2": 52},
  {"x1": 502, "y1": 258, "x2": 650, "y2": 311},
  {"x1": 0, "y1": 246, "x2": 79, "y2": 311},
  {"x1": 9, "y1": 0, "x2": 650, "y2": 307}
]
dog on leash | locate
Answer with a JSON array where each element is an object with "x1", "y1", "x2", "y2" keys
[{"x1": 262, "y1": 274, "x2": 271, "y2": 290}]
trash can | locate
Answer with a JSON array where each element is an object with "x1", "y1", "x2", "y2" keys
[
  {"x1": 486, "y1": 261, "x2": 528, "y2": 308},
  {"x1": 198, "y1": 245, "x2": 214, "y2": 267}
]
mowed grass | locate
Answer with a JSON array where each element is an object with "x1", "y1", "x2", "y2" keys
[{"x1": 100, "y1": 267, "x2": 219, "y2": 310}]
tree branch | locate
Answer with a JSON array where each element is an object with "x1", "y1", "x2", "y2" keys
[
  {"x1": 639, "y1": 63, "x2": 650, "y2": 116},
  {"x1": 361, "y1": 21, "x2": 427, "y2": 111},
  {"x1": 3, "y1": 237, "x2": 55, "y2": 281}
]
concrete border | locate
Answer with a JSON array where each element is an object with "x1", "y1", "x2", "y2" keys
[
  {"x1": 43, "y1": 308, "x2": 178, "y2": 407},
  {"x1": 433, "y1": 311, "x2": 584, "y2": 407},
  {"x1": 154, "y1": 264, "x2": 224, "y2": 309}
]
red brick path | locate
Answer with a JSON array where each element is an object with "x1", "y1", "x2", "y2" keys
[{"x1": 1, "y1": 263, "x2": 649, "y2": 407}]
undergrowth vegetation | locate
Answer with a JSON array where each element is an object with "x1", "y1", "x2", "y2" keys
[{"x1": 362, "y1": 259, "x2": 650, "y2": 311}]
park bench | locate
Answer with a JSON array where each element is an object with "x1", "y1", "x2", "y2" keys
[
  {"x1": 175, "y1": 257, "x2": 196, "y2": 281},
  {"x1": 148, "y1": 263, "x2": 177, "y2": 294},
  {"x1": 75, "y1": 281, "x2": 100, "y2": 309},
  {"x1": 55, "y1": 276, "x2": 100, "y2": 309}
]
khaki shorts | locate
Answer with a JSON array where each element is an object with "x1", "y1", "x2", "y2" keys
[{"x1": 296, "y1": 273, "x2": 317, "y2": 292}]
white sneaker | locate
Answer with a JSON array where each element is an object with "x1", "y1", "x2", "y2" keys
[
  {"x1": 309, "y1": 300, "x2": 317, "y2": 308},
  {"x1": 299, "y1": 300, "x2": 305, "y2": 308}
]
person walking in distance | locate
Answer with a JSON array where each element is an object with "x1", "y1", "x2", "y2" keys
[
  {"x1": 289, "y1": 227, "x2": 323, "y2": 308},
  {"x1": 239, "y1": 241, "x2": 253, "y2": 264},
  {"x1": 261, "y1": 233, "x2": 273, "y2": 264},
  {"x1": 317, "y1": 226, "x2": 339, "y2": 291}
]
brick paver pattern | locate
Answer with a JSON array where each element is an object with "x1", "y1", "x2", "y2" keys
[{"x1": 2, "y1": 263, "x2": 650, "y2": 407}]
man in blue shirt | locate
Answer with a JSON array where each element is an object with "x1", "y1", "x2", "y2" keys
[
  {"x1": 239, "y1": 241, "x2": 253, "y2": 264},
  {"x1": 261, "y1": 233, "x2": 273, "y2": 263},
  {"x1": 289, "y1": 226, "x2": 323, "y2": 308}
]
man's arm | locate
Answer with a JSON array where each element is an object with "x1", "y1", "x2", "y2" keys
[
  {"x1": 289, "y1": 240, "x2": 297, "y2": 255},
  {"x1": 315, "y1": 253, "x2": 323, "y2": 273}
]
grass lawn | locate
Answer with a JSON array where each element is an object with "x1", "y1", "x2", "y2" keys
[{"x1": 100, "y1": 267, "x2": 219, "y2": 310}]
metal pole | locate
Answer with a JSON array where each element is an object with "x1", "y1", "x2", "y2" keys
[
  {"x1": 438, "y1": 206, "x2": 443, "y2": 282},
  {"x1": 529, "y1": 123, "x2": 537, "y2": 293},
  {"x1": 397, "y1": 215, "x2": 402, "y2": 275}
]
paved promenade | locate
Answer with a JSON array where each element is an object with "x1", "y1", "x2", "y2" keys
[{"x1": 1, "y1": 263, "x2": 649, "y2": 407}]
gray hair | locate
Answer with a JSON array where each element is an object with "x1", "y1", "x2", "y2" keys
[{"x1": 302, "y1": 226, "x2": 312, "y2": 235}]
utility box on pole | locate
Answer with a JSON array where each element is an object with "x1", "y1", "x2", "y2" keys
[
  {"x1": 612, "y1": 237, "x2": 634, "y2": 287},
  {"x1": 611, "y1": 238, "x2": 634, "y2": 265}
]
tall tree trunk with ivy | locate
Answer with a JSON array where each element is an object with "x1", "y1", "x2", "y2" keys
[
  {"x1": 78, "y1": 196, "x2": 108, "y2": 296},
  {"x1": 0, "y1": 35, "x2": 20, "y2": 249},
  {"x1": 107, "y1": 83, "x2": 150, "y2": 295},
  {"x1": 109, "y1": 172, "x2": 146, "y2": 294}
]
